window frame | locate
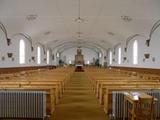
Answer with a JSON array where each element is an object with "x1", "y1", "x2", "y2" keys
[
  {"x1": 56, "y1": 52, "x2": 60, "y2": 58},
  {"x1": 118, "y1": 47, "x2": 121, "y2": 64},
  {"x1": 47, "y1": 50, "x2": 50, "y2": 64},
  {"x1": 133, "y1": 40, "x2": 138, "y2": 65},
  {"x1": 19, "y1": 39, "x2": 25, "y2": 64},
  {"x1": 37, "y1": 46, "x2": 41, "y2": 64},
  {"x1": 109, "y1": 51, "x2": 112, "y2": 65}
]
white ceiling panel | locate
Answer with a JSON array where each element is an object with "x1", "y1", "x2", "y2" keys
[{"x1": 0, "y1": 0, "x2": 160, "y2": 51}]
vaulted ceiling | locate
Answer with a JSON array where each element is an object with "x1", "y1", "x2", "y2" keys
[{"x1": 0, "y1": 0, "x2": 160, "y2": 52}]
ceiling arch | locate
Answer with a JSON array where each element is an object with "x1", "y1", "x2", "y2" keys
[
  {"x1": 57, "y1": 43, "x2": 101, "y2": 54},
  {"x1": 0, "y1": 0, "x2": 160, "y2": 51},
  {"x1": 46, "y1": 38, "x2": 111, "y2": 50},
  {"x1": 50, "y1": 40, "x2": 106, "y2": 53}
]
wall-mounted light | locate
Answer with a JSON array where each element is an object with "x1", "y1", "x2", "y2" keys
[
  {"x1": 31, "y1": 46, "x2": 34, "y2": 52},
  {"x1": 7, "y1": 38, "x2": 11, "y2": 46},
  {"x1": 146, "y1": 39, "x2": 150, "y2": 47},
  {"x1": 124, "y1": 47, "x2": 127, "y2": 52}
]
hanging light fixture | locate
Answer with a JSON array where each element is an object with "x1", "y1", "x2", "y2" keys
[
  {"x1": 75, "y1": 0, "x2": 84, "y2": 23},
  {"x1": 75, "y1": 0, "x2": 85, "y2": 41},
  {"x1": 77, "y1": 31, "x2": 81, "y2": 39},
  {"x1": 75, "y1": 17, "x2": 84, "y2": 23}
]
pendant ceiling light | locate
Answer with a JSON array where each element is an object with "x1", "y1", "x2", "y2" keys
[
  {"x1": 75, "y1": 0, "x2": 84, "y2": 23},
  {"x1": 75, "y1": 0, "x2": 84, "y2": 41}
]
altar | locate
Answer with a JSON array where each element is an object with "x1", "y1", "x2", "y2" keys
[{"x1": 74, "y1": 48, "x2": 84, "y2": 72}]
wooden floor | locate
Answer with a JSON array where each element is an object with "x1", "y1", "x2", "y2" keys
[{"x1": 53, "y1": 72, "x2": 107, "y2": 120}]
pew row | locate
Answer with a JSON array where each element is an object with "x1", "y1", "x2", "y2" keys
[
  {"x1": 85, "y1": 67, "x2": 160, "y2": 118},
  {"x1": 0, "y1": 67, "x2": 74, "y2": 119}
]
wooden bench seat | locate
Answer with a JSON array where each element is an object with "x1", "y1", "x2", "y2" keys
[
  {"x1": 85, "y1": 67, "x2": 160, "y2": 116},
  {"x1": 97, "y1": 82, "x2": 160, "y2": 102},
  {"x1": 0, "y1": 67, "x2": 74, "y2": 118}
]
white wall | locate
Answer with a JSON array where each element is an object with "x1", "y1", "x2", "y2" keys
[
  {"x1": 0, "y1": 30, "x2": 53, "y2": 68},
  {"x1": 1, "y1": 24, "x2": 160, "y2": 69},
  {"x1": 109, "y1": 28, "x2": 160, "y2": 69},
  {"x1": 60, "y1": 47, "x2": 98, "y2": 65}
]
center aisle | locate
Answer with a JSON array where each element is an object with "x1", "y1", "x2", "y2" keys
[{"x1": 54, "y1": 72, "x2": 107, "y2": 120}]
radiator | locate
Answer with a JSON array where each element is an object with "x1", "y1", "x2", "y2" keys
[
  {"x1": 111, "y1": 90, "x2": 160, "y2": 120},
  {"x1": 0, "y1": 90, "x2": 46, "y2": 119},
  {"x1": 112, "y1": 91, "x2": 125, "y2": 119},
  {"x1": 147, "y1": 90, "x2": 160, "y2": 118}
]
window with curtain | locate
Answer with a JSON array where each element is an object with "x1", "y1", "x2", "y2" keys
[
  {"x1": 109, "y1": 51, "x2": 112, "y2": 65},
  {"x1": 37, "y1": 46, "x2": 41, "y2": 64},
  {"x1": 47, "y1": 50, "x2": 50, "y2": 64},
  {"x1": 118, "y1": 47, "x2": 121, "y2": 64},
  {"x1": 19, "y1": 39, "x2": 25, "y2": 64},
  {"x1": 133, "y1": 40, "x2": 138, "y2": 64}
]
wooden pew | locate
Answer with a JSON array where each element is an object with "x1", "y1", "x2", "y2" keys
[
  {"x1": 0, "y1": 67, "x2": 74, "y2": 118},
  {"x1": 85, "y1": 67, "x2": 160, "y2": 116}
]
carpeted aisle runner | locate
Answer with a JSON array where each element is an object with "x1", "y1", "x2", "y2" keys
[{"x1": 53, "y1": 72, "x2": 107, "y2": 120}]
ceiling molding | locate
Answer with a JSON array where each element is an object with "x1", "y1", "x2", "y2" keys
[
  {"x1": 57, "y1": 43, "x2": 102, "y2": 53},
  {"x1": 57, "y1": 44, "x2": 100, "y2": 54},
  {"x1": 51, "y1": 41, "x2": 106, "y2": 52}
]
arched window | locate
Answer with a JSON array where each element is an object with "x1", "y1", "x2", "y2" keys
[
  {"x1": 19, "y1": 39, "x2": 25, "y2": 64},
  {"x1": 133, "y1": 40, "x2": 138, "y2": 64},
  {"x1": 118, "y1": 47, "x2": 121, "y2": 64},
  {"x1": 47, "y1": 50, "x2": 50, "y2": 64},
  {"x1": 37, "y1": 46, "x2": 41, "y2": 64},
  {"x1": 69, "y1": 60, "x2": 72, "y2": 64},
  {"x1": 87, "y1": 60, "x2": 90, "y2": 65},
  {"x1": 99, "y1": 53, "x2": 102, "y2": 58},
  {"x1": 109, "y1": 51, "x2": 112, "y2": 65},
  {"x1": 56, "y1": 52, "x2": 59, "y2": 58}
]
